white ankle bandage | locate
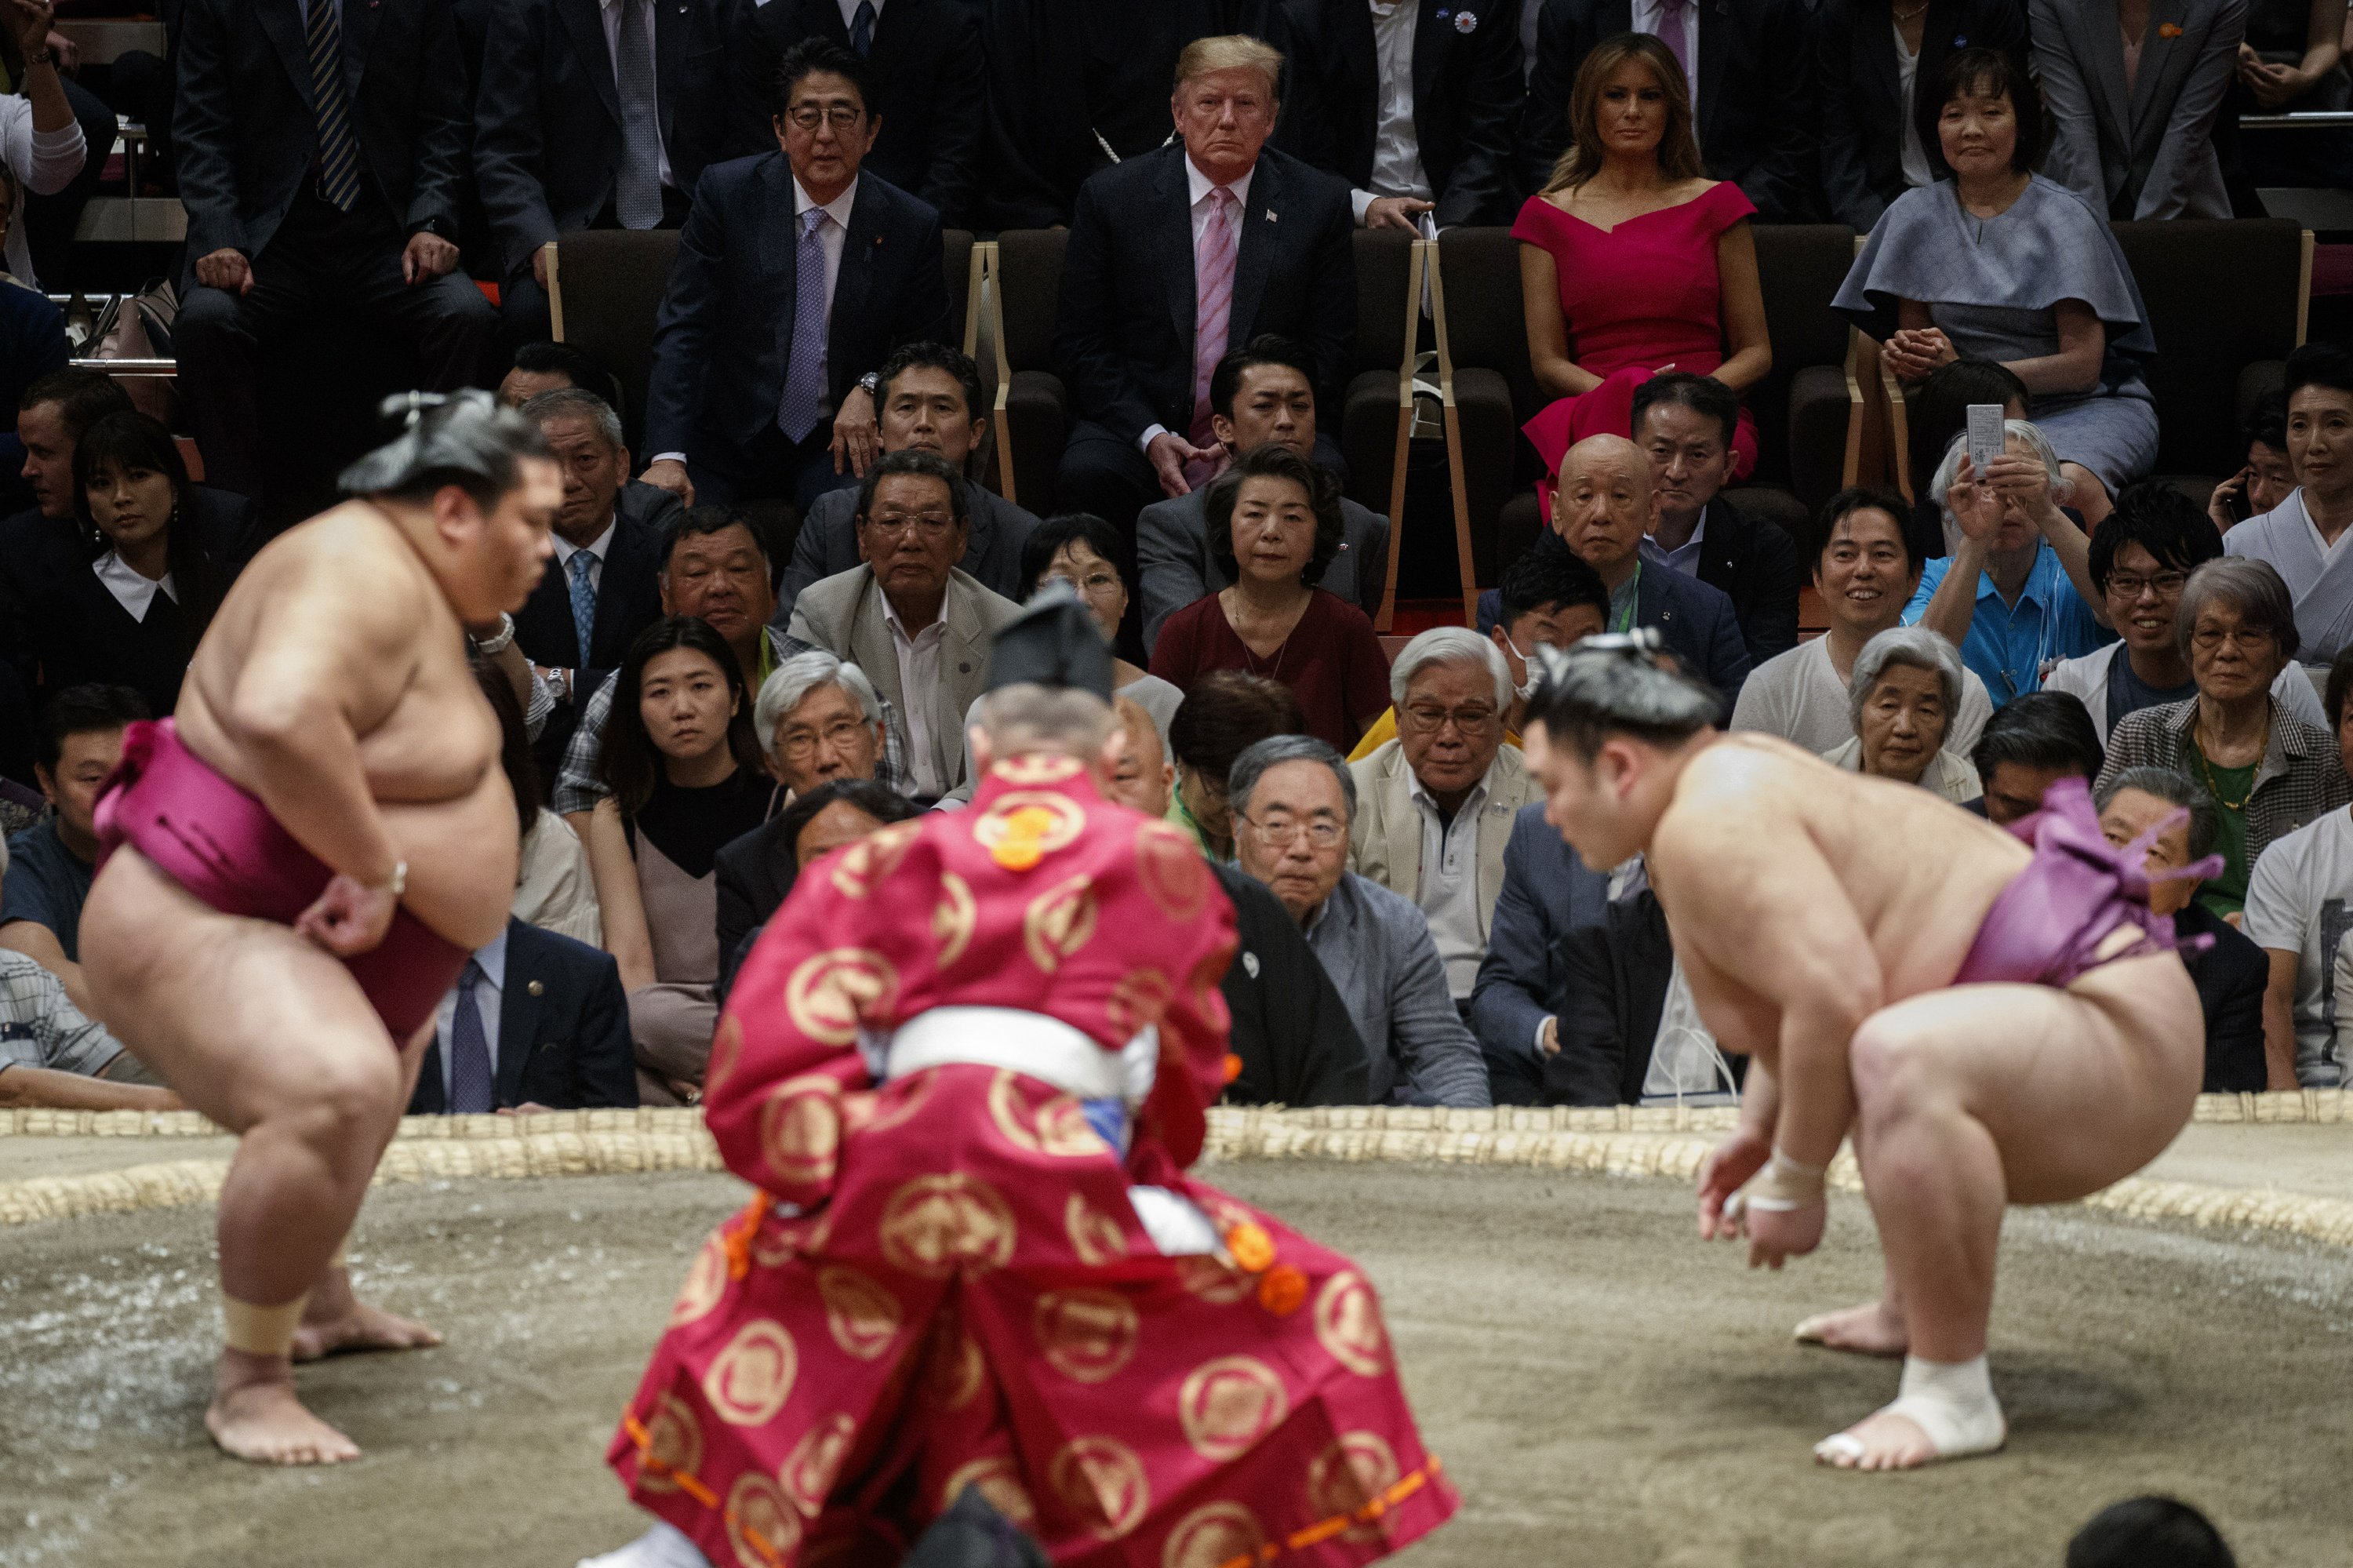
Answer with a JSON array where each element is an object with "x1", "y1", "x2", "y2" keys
[
  {"x1": 222, "y1": 1293, "x2": 309, "y2": 1358},
  {"x1": 1816, "y1": 1354, "x2": 2007, "y2": 1466}
]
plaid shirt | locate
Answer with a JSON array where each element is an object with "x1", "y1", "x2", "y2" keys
[
  {"x1": 0, "y1": 949, "x2": 123, "y2": 1079},
  {"x1": 2096, "y1": 696, "x2": 2353, "y2": 869}
]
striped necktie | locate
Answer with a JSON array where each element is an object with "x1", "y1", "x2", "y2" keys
[{"x1": 306, "y1": 0, "x2": 363, "y2": 213}]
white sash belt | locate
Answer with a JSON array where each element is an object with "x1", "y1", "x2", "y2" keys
[{"x1": 885, "y1": 1006, "x2": 1128, "y2": 1102}]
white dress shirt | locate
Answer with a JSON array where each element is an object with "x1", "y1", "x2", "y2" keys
[
  {"x1": 1137, "y1": 158, "x2": 1260, "y2": 457},
  {"x1": 1632, "y1": 0, "x2": 1701, "y2": 109},
  {"x1": 884, "y1": 597, "x2": 948, "y2": 797},
  {"x1": 1408, "y1": 766, "x2": 1490, "y2": 1000},
  {"x1": 550, "y1": 515, "x2": 618, "y2": 598},
  {"x1": 1355, "y1": 0, "x2": 1435, "y2": 225},
  {"x1": 433, "y1": 925, "x2": 509, "y2": 1104},
  {"x1": 91, "y1": 551, "x2": 175, "y2": 622},
  {"x1": 598, "y1": 0, "x2": 673, "y2": 187},
  {"x1": 1893, "y1": 19, "x2": 1934, "y2": 189}
]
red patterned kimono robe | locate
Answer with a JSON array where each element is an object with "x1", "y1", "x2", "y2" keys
[{"x1": 608, "y1": 756, "x2": 1457, "y2": 1568}]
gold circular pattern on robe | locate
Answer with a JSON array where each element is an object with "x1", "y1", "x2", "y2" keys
[
  {"x1": 940, "y1": 1455, "x2": 1038, "y2": 1526},
  {"x1": 932, "y1": 870, "x2": 978, "y2": 969},
  {"x1": 1161, "y1": 1501, "x2": 1268, "y2": 1568},
  {"x1": 1173, "y1": 1252, "x2": 1255, "y2": 1305},
  {"x1": 706, "y1": 1014, "x2": 745, "y2": 1097},
  {"x1": 1032, "y1": 1287, "x2": 1140, "y2": 1384},
  {"x1": 1314, "y1": 1270, "x2": 1391, "y2": 1377},
  {"x1": 702, "y1": 1319, "x2": 800, "y2": 1427},
  {"x1": 991, "y1": 754, "x2": 1086, "y2": 786},
  {"x1": 987, "y1": 1070, "x2": 1111, "y2": 1159},
  {"x1": 973, "y1": 791, "x2": 1088, "y2": 863},
  {"x1": 725, "y1": 1469, "x2": 804, "y2": 1568},
  {"x1": 780, "y1": 1410, "x2": 858, "y2": 1515},
  {"x1": 828, "y1": 817, "x2": 926, "y2": 898},
  {"x1": 760, "y1": 1074, "x2": 842, "y2": 1188},
  {"x1": 670, "y1": 1229, "x2": 731, "y2": 1326},
  {"x1": 784, "y1": 948, "x2": 900, "y2": 1046},
  {"x1": 918, "y1": 1308, "x2": 987, "y2": 1412},
  {"x1": 1022, "y1": 873, "x2": 1100, "y2": 973},
  {"x1": 878, "y1": 1173, "x2": 1019, "y2": 1278},
  {"x1": 817, "y1": 1264, "x2": 904, "y2": 1360},
  {"x1": 851, "y1": 1066, "x2": 936, "y2": 1138},
  {"x1": 1177, "y1": 1355, "x2": 1290, "y2": 1463},
  {"x1": 1048, "y1": 1435, "x2": 1151, "y2": 1541},
  {"x1": 1305, "y1": 1431, "x2": 1402, "y2": 1544},
  {"x1": 636, "y1": 1392, "x2": 705, "y2": 1494},
  {"x1": 1106, "y1": 967, "x2": 1175, "y2": 1037},
  {"x1": 1134, "y1": 820, "x2": 1212, "y2": 921},
  {"x1": 1064, "y1": 1192, "x2": 1129, "y2": 1265}
]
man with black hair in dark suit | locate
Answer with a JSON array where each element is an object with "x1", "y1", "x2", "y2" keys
[
  {"x1": 1631, "y1": 370, "x2": 1802, "y2": 668},
  {"x1": 407, "y1": 918, "x2": 640, "y2": 1112},
  {"x1": 172, "y1": 0, "x2": 497, "y2": 504},
  {"x1": 1813, "y1": 0, "x2": 2029, "y2": 231},
  {"x1": 473, "y1": 0, "x2": 747, "y2": 345},
  {"x1": 730, "y1": 0, "x2": 985, "y2": 228},
  {"x1": 638, "y1": 38, "x2": 951, "y2": 513}
]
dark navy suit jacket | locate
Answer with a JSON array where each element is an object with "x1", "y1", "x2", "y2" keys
[
  {"x1": 408, "y1": 919, "x2": 639, "y2": 1112},
  {"x1": 1469, "y1": 802, "x2": 1613, "y2": 1082},
  {"x1": 1478, "y1": 537, "x2": 1753, "y2": 708},
  {"x1": 646, "y1": 155, "x2": 951, "y2": 489},
  {"x1": 512, "y1": 483, "x2": 678, "y2": 684}
]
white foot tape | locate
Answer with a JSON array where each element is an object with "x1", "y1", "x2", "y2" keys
[
  {"x1": 575, "y1": 1523, "x2": 713, "y2": 1568},
  {"x1": 1814, "y1": 1355, "x2": 2006, "y2": 1468}
]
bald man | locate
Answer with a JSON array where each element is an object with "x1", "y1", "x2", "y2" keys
[{"x1": 1478, "y1": 435, "x2": 1751, "y2": 706}]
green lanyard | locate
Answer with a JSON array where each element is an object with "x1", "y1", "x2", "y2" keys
[{"x1": 1610, "y1": 562, "x2": 1642, "y2": 635}]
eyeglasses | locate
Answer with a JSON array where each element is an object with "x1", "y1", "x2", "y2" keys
[
  {"x1": 1047, "y1": 569, "x2": 1123, "y2": 599},
  {"x1": 2191, "y1": 625, "x2": 2276, "y2": 652},
  {"x1": 1401, "y1": 703, "x2": 1500, "y2": 735},
  {"x1": 863, "y1": 512, "x2": 955, "y2": 538},
  {"x1": 776, "y1": 716, "x2": 870, "y2": 760},
  {"x1": 785, "y1": 105, "x2": 865, "y2": 131},
  {"x1": 2105, "y1": 571, "x2": 2189, "y2": 600},
  {"x1": 1238, "y1": 813, "x2": 1346, "y2": 849}
]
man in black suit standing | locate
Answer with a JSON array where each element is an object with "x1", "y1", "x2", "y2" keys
[
  {"x1": 472, "y1": 0, "x2": 747, "y2": 345},
  {"x1": 407, "y1": 917, "x2": 639, "y2": 1112},
  {"x1": 511, "y1": 387, "x2": 677, "y2": 767},
  {"x1": 1054, "y1": 33, "x2": 1356, "y2": 534},
  {"x1": 1813, "y1": 0, "x2": 2028, "y2": 231},
  {"x1": 638, "y1": 38, "x2": 951, "y2": 513},
  {"x1": 172, "y1": 0, "x2": 497, "y2": 504},
  {"x1": 1519, "y1": 0, "x2": 1817, "y2": 221},
  {"x1": 729, "y1": 0, "x2": 985, "y2": 228},
  {"x1": 1274, "y1": 0, "x2": 1528, "y2": 231}
]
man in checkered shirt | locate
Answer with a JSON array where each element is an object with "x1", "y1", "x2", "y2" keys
[{"x1": 0, "y1": 832, "x2": 179, "y2": 1111}]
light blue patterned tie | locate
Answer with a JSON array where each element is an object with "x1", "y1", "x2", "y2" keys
[
  {"x1": 776, "y1": 207, "x2": 832, "y2": 443},
  {"x1": 613, "y1": 0, "x2": 664, "y2": 229},
  {"x1": 449, "y1": 960, "x2": 494, "y2": 1114},
  {"x1": 568, "y1": 550, "x2": 598, "y2": 671},
  {"x1": 305, "y1": 0, "x2": 362, "y2": 213}
]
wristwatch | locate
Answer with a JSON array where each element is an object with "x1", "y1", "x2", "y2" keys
[{"x1": 857, "y1": 370, "x2": 882, "y2": 399}]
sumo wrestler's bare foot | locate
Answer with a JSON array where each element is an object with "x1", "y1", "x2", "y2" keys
[
  {"x1": 1795, "y1": 1299, "x2": 1908, "y2": 1358},
  {"x1": 1814, "y1": 1359, "x2": 2006, "y2": 1471},
  {"x1": 207, "y1": 1348, "x2": 361, "y2": 1465},
  {"x1": 292, "y1": 1268, "x2": 442, "y2": 1362}
]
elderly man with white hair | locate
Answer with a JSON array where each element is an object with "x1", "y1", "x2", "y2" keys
[
  {"x1": 1822, "y1": 627, "x2": 1984, "y2": 805},
  {"x1": 1349, "y1": 626, "x2": 1544, "y2": 1006},
  {"x1": 1903, "y1": 419, "x2": 2112, "y2": 708}
]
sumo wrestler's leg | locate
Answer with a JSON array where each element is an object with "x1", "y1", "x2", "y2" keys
[
  {"x1": 1792, "y1": 1116, "x2": 1908, "y2": 1359},
  {"x1": 80, "y1": 850, "x2": 428, "y2": 1464}
]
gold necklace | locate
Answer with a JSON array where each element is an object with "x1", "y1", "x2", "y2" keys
[{"x1": 2192, "y1": 715, "x2": 2268, "y2": 811}]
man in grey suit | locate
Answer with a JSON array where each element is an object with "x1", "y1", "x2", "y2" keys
[
  {"x1": 778, "y1": 450, "x2": 1021, "y2": 801},
  {"x1": 1232, "y1": 734, "x2": 1492, "y2": 1108},
  {"x1": 2034, "y1": 0, "x2": 2246, "y2": 220},
  {"x1": 776, "y1": 343, "x2": 1039, "y2": 615},
  {"x1": 1137, "y1": 336, "x2": 1391, "y2": 655}
]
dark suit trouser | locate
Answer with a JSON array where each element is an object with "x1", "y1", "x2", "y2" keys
[
  {"x1": 691, "y1": 422, "x2": 861, "y2": 514},
  {"x1": 176, "y1": 187, "x2": 499, "y2": 502},
  {"x1": 497, "y1": 184, "x2": 693, "y2": 351}
]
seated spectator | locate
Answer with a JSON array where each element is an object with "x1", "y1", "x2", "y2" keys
[
  {"x1": 1836, "y1": 49, "x2": 2161, "y2": 512},
  {"x1": 1478, "y1": 435, "x2": 1751, "y2": 708},
  {"x1": 1900, "y1": 358, "x2": 2030, "y2": 565},
  {"x1": 715, "y1": 776, "x2": 919, "y2": 999},
  {"x1": 1515, "y1": 35, "x2": 1772, "y2": 497},
  {"x1": 2210, "y1": 389, "x2": 2296, "y2": 533},
  {"x1": 1814, "y1": 0, "x2": 2029, "y2": 231},
  {"x1": 2232, "y1": 0, "x2": 2353, "y2": 189},
  {"x1": 1348, "y1": 628, "x2": 1544, "y2": 1010},
  {"x1": 2097, "y1": 767, "x2": 2267, "y2": 1093},
  {"x1": 555, "y1": 507, "x2": 784, "y2": 824},
  {"x1": 408, "y1": 917, "x2": 639, "y2": 1113},
  {"x1": 172, "y1": 0, "x2": 495, "y2": 510},
  {"x1": 1230, "y1": 734, "x2": 1490, "y2": 1107},
  {"x1": 473, "y1": 0, "x2": 740, "y2": 345},
  {"x1": 2223, "y1": 344, "x2": 2353, "y2": 669},
  {"x1": 0, "y1": 685, "x2": 145, "y2": 1016},
  {"x1": 2048, "y1": 478, "x2": 2325, "y2": 744},
  {"x1": 584, "y1": 619, "x2": 778, "y2": 1103},
  {"x1": 733, "y1": 0, "x2": 984, "y2": 227},
  {"x1": 1904, "y1": 421, "x2": 2109, "y2": 707},
  {"x1": 1969, "y1": 690, "x2": 2105, "y2": 824},
  {"x1": 1275, "y1": 0, "x2": 1525, "y2": 230},
  {"x1": 2067, "y1": 1497, "x2": 2238, "y2": 1568},
  {"x1": 1469, "y1": 791, "x2": 1613, "y2": 1105},
  {"x1": 2244, "y1": 643, "x2": 2353, "y2": 1089},
  {"x1": 1553, "y1": 879, "x2": 1738, "y2": 1107},
  {"x1": 1823, "y1": 627, "x2": 1984, "y2": 803},
  {"x1": 1633, "y1": 372, "x2": 1800, "y2": 667},
  {"x1": 0, "y1": 166, "x2": 67, "y2": 517},
  {"x1": 1053, "y1": 34, "x2": 1355, "y2": 529},
  {"x1": 2, "y1": 370, "x2": 136, "y2": 679},
  {"x1": 0, "y1": 828, "x2": 178, "y2": 1110},
  {"x1": 641, "y1": 40, "x2": 951, "y2": 512},
  {"x1": 476, "y1": 661, "x2": 602, "y2": 947},
  {"x1": 511, "y1": 388, "x2": 677, "y2": 766},
  {"x1": 1521, "y1": 0, "x2": 1813, "y2": 222},
  {"x1": 782, "y1": 450, "x2": 1022, "y2": 799},
  {"x1": 1101, "y1": 695, "x2": 1372, "y2": 1107},
  {"x1": 1149, "y1": 443, "x2": 1391, "y2": 750},
  {"x1": 0, "y1": 2, "x2": 84, "y2": 290},
  {"x1": 1736, "y1": 487, "x2": 1994, "y2": 757},
  {"x1": 496, "y1": 340, "x2": 627, "y2": 415},
  {"x1": 778, "y1": 343, "x2": 1039, "y2": 611},
  {"x1": 2035, "y1": 0, "x2": 2246, "y2": 220},
  {"x1": 2100, "y1": 559, "x2": 2351, "y2": 922},
  {"x1": 1165, "y1": 670, "x2": 1308, "y2": 860},
  {"x1": 1021, "y1": 512, "x2": 1184, "y2": 739},
  {"x1": 1138, "y1": 336, "x2": 1391, "y2": 654}
]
